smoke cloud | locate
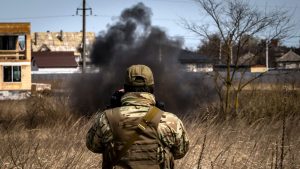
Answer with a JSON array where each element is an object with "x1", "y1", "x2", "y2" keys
[{"x1": 71, "y1": 3, "x2": 215, "y2": 116}]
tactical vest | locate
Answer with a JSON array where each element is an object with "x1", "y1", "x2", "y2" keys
[{"x1": 104, "y1": 106, "x2": 165, "y2": 169}]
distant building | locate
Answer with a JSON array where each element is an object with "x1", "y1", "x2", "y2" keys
[
  {"x1": 276, "y1": 50, "x2": 300, "y2": 69},
  {"x1": 31, "y1": 31, "x2": 95, "y2": 65},
  {"x1": 32, "y1": 51, "x2": 78, "y2": 74},
  {"x1": 237, "y1": 52, "x2": 267, "y2": 73},
  {"x1": 178, "y1": 50, "x2": 216, "y2": 72},
  {"x1": 0, "y1": 23, "x2": 31, "y2": 99}
]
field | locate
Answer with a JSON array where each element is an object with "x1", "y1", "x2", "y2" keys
[{"x1": 0, "y1": 85, "x2": 300, "y2": 168}]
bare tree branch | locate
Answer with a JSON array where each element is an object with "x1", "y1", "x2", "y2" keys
[{"x1": 185, "y1": 0, "x2": 294, "y2": 114}]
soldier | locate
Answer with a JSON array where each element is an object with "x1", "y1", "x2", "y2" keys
[{"x1": 86, "y1": 64, "x2": 189, "y2": 169}]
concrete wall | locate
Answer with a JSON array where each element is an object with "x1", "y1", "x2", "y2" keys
[
  {"x1": 277, "y1": 62, "x2": 300, "y2": 69},
  {"x1": 251, "y1": 66, "x2": 267, "y2": 73},
  {"x1": 184, "y1": 63, "x2": 214, "y2": 72}
]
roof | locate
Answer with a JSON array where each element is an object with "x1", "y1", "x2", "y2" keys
[
  {"x1": 178, "y1": 50, "x2": 215, "y2": 64},
  {"x1": 32, "y1": 51, "x2": 78, "y2": 68},
  {"x1": 31, "y1": 31, "x2": 95, "y2": 55},
  {"x1": 0, "y1": 22, "x2": 30, "y2": 34},
  {"x1": 276, "y1": 50, "x2": 300, "y2": 62}
]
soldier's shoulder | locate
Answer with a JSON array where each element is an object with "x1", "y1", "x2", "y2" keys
[
  {"x1": 100, "y1": 107, "x2": 122, "y2": 120},
  {"x1": 100, "y1": 107, "x2": 122, "y2": 116},
  {"x1": 160, "y1": 111, "x2": 183, "y2": 130},
  {"x1": 93, "y1": 107, "x2": 120, "y2": 123},
  {"x1": 161, "y1": 111, "x2": 181, "y2": 121}
]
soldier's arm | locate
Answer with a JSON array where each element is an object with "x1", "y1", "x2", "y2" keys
[
  {"x1": 86, "y1": 112, "x2": 113, "y2": 153},
  {"x1": 171, "y1": 119, "x2": 189, "y2": 159},
  {"x1": 158, "y1": 113, "x2": 189, "y2": 159}
]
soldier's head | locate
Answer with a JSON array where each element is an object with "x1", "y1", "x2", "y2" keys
[{"x1": 124, "y1": 64, "x2": 154, "y2": 94}]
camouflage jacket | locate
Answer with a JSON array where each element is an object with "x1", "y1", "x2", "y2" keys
[{"x1": 86, "y1": 92, "x2": 189, "y2": 168}]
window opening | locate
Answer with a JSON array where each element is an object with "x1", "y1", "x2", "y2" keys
[
  {"x1": 0, "y1": 36, "x2": 18, "y2": 50},
  {"x1": 18, "y1": 35, "x2": 25, "y2": 51},
  {"x1": 3, "y1": 66, "x2": 21, "y2": 82}
]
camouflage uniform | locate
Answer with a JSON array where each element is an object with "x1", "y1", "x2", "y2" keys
[{"x1": 86, "y1": 65, "x2": 189, "y2": 169}]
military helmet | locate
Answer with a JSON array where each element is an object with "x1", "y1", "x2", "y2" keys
[{"x1": 125, "y1": 64, "x2": 154, "y2": 86}]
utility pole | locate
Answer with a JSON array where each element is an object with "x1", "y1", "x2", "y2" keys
[
  {"x1": 219, "y1": 40, "x2": 222, "y2": 64},
  {"x1": 76, "y1": 0, "x2": 92, "y2": 73},
  {"x1": 82, "y1": 0, "x2": 86, "y2": 73},
  {"x1": 298, "y1": 36, "x2": 300, "y2": 49},
  {"x1": 266, "y1": 40, "x2": 269, "y2": 71},
  {"x1": 230, "y1": 43, "x2": 233, "y2": 65},
  {"x1": 158, "y1": 45, "x2": 162, "y2": 63}
]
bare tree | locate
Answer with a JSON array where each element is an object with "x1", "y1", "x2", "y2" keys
[
  {"x1": 197, "y1": 33, "x2": 221, "y2": 59},
  {"x1": 184, "y1": 0, "x2": 293, "y2": 117}
]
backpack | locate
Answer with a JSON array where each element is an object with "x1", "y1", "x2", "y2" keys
[{"x1": 104, "y1": 106, "x2": 165, "y2": 169}]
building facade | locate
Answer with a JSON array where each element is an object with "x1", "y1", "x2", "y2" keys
[
  {"x1": 0, "y1": 23, "x2": 31, "y2": 98},
  {"x1": 276, "y1": 50, "x2": 300, "y2": 69},
  {"x1": 178, "y1": 50, "x2": 215, "y2": 72}
]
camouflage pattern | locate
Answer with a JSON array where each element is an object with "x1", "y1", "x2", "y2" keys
[
  {"x1": 125, "y1": 65, "x2": 154, "y2": 86},
  {"x1": 86, "y1": 92, "x2": 189, "y2": 168}
]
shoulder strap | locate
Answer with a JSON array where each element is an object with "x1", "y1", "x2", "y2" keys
[
  {"x1": 114, "y1": 106, "x2": 163, "y2": 165},
  {"x1": 105, "y1": 108, "x2": 121, "y2": 136}
]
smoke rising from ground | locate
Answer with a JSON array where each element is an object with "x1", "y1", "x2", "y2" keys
[{"x1": 71, "y1": 3, "x2": 215, "y2": 115}]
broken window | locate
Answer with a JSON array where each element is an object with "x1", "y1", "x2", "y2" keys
[
  {"x1": 3, "y1": 66, "x2": 21, "y2": 82},
  {"x1": 0, "y1": 36, "x2": 18, "y2": 50}
]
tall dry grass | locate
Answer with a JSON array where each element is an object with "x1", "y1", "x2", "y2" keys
[
  {"x1": 177, "y1": 115, "x2": 300, "y2": 169},
  {"x1": 0, "y1": 95, "x2": 101, "y2": 168},
  {"x1": 0, "y1": 87, "x2": 299, "y2": 168}
]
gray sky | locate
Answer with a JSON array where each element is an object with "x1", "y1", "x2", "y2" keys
[{"x1": 0, "y1": 0, "x2": 299, "y2": 49}]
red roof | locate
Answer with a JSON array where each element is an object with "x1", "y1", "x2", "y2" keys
[{"x1": 32, "y1": 51, "x2": 78, "y2": 68}]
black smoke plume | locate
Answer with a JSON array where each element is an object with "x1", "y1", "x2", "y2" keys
[{"x1": 71, "y1": 3, "x2": 215, "y2": 116}]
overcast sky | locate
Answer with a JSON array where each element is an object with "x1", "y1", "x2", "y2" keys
[{"x1": 0, "y1": 0, "x2": 299, "y2": 49}]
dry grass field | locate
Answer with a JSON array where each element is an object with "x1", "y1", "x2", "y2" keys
[{"x1": 0, "y1": 87, "x2": 299, "y2": 169}]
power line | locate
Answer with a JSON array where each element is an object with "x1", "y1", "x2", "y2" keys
[
  {"x1": 0, "y1": 15, "x2": 74, "y2": 20},
  {"x1": 0, "y1": 14, "x2": 205, "y2": 23}
]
